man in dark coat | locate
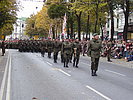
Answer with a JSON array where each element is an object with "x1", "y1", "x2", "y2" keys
[
  {"x1": 106, "y1": 40, "x2": 112, "y2": 62},
  {"x1": 1, "y1": 40, "x2": 6, "y2": 56}
]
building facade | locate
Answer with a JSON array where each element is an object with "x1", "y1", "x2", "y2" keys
[{"x1": 103, "y1": 9, "x2": 133, "y2": 40}]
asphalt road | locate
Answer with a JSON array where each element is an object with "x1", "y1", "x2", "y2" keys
[{"x1": 0, "y1": 49, "x2": 133, "y2": 100}]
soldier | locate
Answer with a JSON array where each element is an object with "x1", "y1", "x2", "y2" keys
[
  {"x1": 87, "y1": 33, "x2": 102, "y2": 76},
  {"x1": 1, "y1": 40, "x2": 6, "y2": 56},
  {"x1": 46, "y1": 37, "x2": 53, "y2": 58},
  {"x1": 72, "y1": 38, "x2": 82, "y2": 68},
  {"x1": 82, "y1": 39, "x2": 88, "y2": 56},
  {"x1": 53, "y1": 39, "x2": 61, "y2": 63},
  {"x1": 62, "y1": 38, "x2": 72, "y2": 68},
  {"x1": 40, "y1": 40, "x2": 46, "y2": 57},
  {"x1": 60, "y1": 39, "x2": 65, "y2": 63},
  {"x1": 106, "y1": 40, "x2": 112, "y2": 62}
]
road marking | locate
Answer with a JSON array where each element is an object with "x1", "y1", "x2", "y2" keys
[
  {"x1": 46, "y1": 62, "x2": 52, "y2": 66},
  {"x1": 58, "y1": 69, "x2": 71, "y2": 77},
  {"x1": 0, "y1": 54, "x2": 9, "y2": 100},
  {"x1": 105, "y1": 69, "x2": 126, "y2": 77},
  {"x1": 81, "y1": 62, "x2": 91, "y2": 66},
  {"x1": 6, "y1": 54, "x2": 12, "y2": 100},
  {"x1": 86, "y1": 85, "x2": 112, "y2": 100}
]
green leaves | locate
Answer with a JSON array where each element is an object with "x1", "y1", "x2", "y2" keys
[{"x1": 47, "y1": 4, "x2": 67, "y2": 19}]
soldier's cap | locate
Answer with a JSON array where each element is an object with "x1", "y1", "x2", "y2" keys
[{"x1": 93, "y1": 33, "x2": 98, "y2": 36}]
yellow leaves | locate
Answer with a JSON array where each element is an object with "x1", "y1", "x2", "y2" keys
[{"x1": 35, "y1": 6, "x2": 51, "y2": 32}]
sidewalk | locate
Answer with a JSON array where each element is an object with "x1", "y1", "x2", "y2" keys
[
  {"x1": 81, "y1": 55, "x2": 133, "y2": 68},
  {"x1": 100, "y1": 57, "x2": 133, "y2": 68}
]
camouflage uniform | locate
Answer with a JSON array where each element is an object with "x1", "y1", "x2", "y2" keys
[
  {"x1": 53, "y1": 39, "x2": 61, "y2": 63},
  {"x1": 46, "y1": 39, "x2": 53, "y2": 58},
  {"x1": 62, "y1": 40, "x2": 72, "y2": 67},
  {"x1": 72, "y1": 40, "x2": 82, "y2": 68}
]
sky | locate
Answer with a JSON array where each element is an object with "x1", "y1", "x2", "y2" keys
[{"x1": 17, "y1": 0, "x2": 44, "y2": 18}]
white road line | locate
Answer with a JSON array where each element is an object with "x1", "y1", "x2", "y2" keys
[
  {"x1": 46, "y1": 62, "x2": 52, "y2": 66},
  {"x1": 0, "y1": 54, "x2": 9, "y2": 100},
  {"x1": 86, "y1": 85, "x2": 112, "y2": 100},
  {"x1": 58, "y1": 69, "x2": 71, "y2": 77},
  {"x1": 105, "y1": 69, "x2": 126, "y2": 77},
  {"x1": 81, "y1": 62, "x2": 91, "y2": 66},
  {"x1": 6, "y1": 54, "x2": 12, "y2": 100}
]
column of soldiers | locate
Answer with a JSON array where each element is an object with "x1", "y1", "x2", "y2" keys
[{"x1": 17, "y1": 38, "x2": 82, "y2": 68}]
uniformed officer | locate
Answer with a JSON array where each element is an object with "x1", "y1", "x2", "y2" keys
[
  {"x1": 106, "y1": 40, "x2": 112, "y2": 62},
  {"x1": 62, "y1": 38, "x2": 72, "y2": 68},
  {"x1": 72, "y1": 38, "x2": 82, "y2": 68},
  {"x1": 87, "y1": 33, "x2": 102, "y2": 76}
]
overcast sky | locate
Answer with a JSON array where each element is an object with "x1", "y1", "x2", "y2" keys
[{"x1": 17, "y1": 0, "x2": 44, "y2": 18}]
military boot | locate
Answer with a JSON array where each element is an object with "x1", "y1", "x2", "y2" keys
[
  {"x1": 94, "y1": 70, "x2": 97, "y2": 76},
  {"x1": 91, "y1": 70, "x2": 94, "y2": 76}
]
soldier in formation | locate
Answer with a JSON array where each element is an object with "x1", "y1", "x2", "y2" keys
[
  {"x1": 72, "y1": 38, "x2": 82, "y2": 68},
  {"x1": 46, "y1": 38, "x2": 53, "y2": 58},
  {"x1": 40, "y1": 40, "x2": 47, "y2": 57},
  {"x1": 53, "y1": 39, "x2": 61, "y2": 63},
  {"x1": 62, "y1": 38, "x2": 72, "y2": 68}
]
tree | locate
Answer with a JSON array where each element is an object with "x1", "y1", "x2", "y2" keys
[
  {"x1": 70, "y1": 0, "x2": 83, "y2": 40},
  {"x1": 0, "y1": 0, "x2": 18, "y2": 39},
  {"x1": 47, "y1": 3, "x2": 68, "y2": 39}
]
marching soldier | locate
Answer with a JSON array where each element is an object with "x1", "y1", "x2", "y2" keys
[
  {"x1": 46, "y1": 37, "x2": 53, "y2": 58},
  {"x1": 40, "y1": 40, "x2": 46, "y2": 57},
  {"x1": 62, "y1": 38, "x2": 72, "y2": 68},
  {"x1": 82, "y1": 39, "x2": 87, "y2": 56},
  {"x1": 53, "y1": 39, "x2": 61, "y2": 63},
  {"x1": 87, "y1": 33, "x2": 102, "y2": 76},
  {"x1": 72, "y1": 38, "x2": 82, "y2": 68},
  {"x1": 61, "y1": 39, "x2": 64, "y2": 63},
  {"x1": 106, "y1": 39, "x2": 112, "y2": 62}
]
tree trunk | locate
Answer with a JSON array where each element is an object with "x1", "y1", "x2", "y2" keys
[
  {"x1": 123, "y1": 0, "x2": 129, "y2": 42},
  {"x1": 110, "y1": 8, "x2": 114, "y2": 41},
  {"x1": 94, "y1": 1, "x2": 99, "y2": 33},
  {"x1": 76, "y1": 12, "x2": 82, "y2": 41},
  {"x1": 86, "y1": 14, "x2": 90, "y2": 40},
  {"x1": 52, "y1": 26, "x2": 55, "y2": 39},
  {"x1": 67, "y1": 23, "x2": 70, "y2": 38},
  {"x1": 70, "y1": 21, "x2": 74, "y2": 39},
  {"x1": 108, "y1": 0, "x2": 114, "y2": 41}
]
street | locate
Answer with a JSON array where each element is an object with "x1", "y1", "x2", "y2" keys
[{"x1": 0, "y1": 49, "x2": 133, "y2": 100}]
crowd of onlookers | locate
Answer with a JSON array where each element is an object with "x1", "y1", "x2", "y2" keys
[
  {"x1": 81, "y1": 39, "x2": 133, "y2": 62},
  {"x1": 101, "y1": 40, "x2": 133, "y2": 62}
]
